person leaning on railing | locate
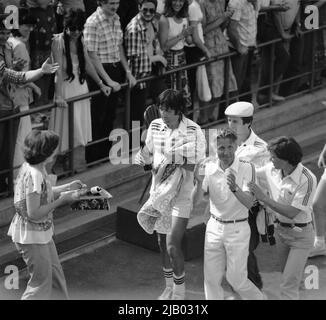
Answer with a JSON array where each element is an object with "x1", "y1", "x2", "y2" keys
[{"x1": 0, "y1": 13, "x2": 60, "y2": 196}]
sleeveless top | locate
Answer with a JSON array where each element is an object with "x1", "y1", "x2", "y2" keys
[{"x1": 167, "y1": 17, "x2": 188, "y2": 51}]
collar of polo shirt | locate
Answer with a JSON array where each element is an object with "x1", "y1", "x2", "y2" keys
[{"x1": 159, "y1": 115, "x2": 187, "y2": 133}]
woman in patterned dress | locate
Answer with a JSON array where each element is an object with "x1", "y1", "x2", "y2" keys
[
  {"x1": 7, "y1": 130, "x2": 86, "y2": 299},
  {"x1": 200, "y1": 0, "x2": 237, "y2": 122},
  {"x1": 159, "y1": 0, "x2": 193, "y2": 114}
]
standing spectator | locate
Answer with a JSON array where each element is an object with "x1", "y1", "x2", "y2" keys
[
  {"x1": 0, "y1": 17, "x2": 60, "y2": 196},
  {"x1": 201, "y1": 0, "x2": 237, "y2": 123},
  {"x1": 7, "y1": 129, "x2": 86, "y2": 299},
  {"x1": 28, "y1": 0, "x2": 58, "y2": 107},
  {"x1": 117, "y1": 0, "x2": 139, "y2": 32},
  {"x1": 49, "y1": 9, "x2": 111, "y2": 171},
  {"x1": 159, "y1": 0, "x2": 193, "y2": 114},
  {"x1": 250, "y1": 136, "x2": 317, "y2": 300},
  {"x1": 141, "y1": 89, "x2": 206, "y2": 300},
  {"x1": 125, "y1": 0, "x2": 167, "y2": 126},
  {"x1": 257, "y1": 0, "x2": 300, "y2": 105},
  {"x1": 309, "y1": 143, "x2": 326, "y2": 257},
  {"x1": 193, "y1": 128, "x2": 264, "y2": 300},
  {"x1": 83, "y1": 0, "x2": 137, "y2": 163},
  {"x1": 7, "y1": 8, "x2": 40, "y2": 175},
  {"x1": 185, "y1": 0, "x2": 211, "y2": 121}
]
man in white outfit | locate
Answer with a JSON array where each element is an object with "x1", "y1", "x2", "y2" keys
[{"x1": 194, "y1": 128, "x2": 265, "y2": 300}]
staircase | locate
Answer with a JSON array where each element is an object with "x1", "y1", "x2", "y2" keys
[{"x1": 0, "y1": 87, "x2": 326, "y2": 270}]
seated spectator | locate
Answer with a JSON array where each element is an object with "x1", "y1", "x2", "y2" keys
[
  {"x1": 7, "y1": 8, "x2": 40, "y2": 176},
  {"x1": 257, "y1": 0, "x2": 300, "y2": 105},
  {"x1": 49, "y1": 9, "x2": 111, "y2": 172},
  {"x1": 28, "y1": 0, "x2": 58, "y2": 107},
  {"x1": 125, "y1": 0, "x2": 167, "y2": 126}
]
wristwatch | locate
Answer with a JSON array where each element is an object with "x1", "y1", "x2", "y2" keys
[{"x1": 231, "y1": 185, "x2": 239, "y2": 193}]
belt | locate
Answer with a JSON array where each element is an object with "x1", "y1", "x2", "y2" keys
[
  {"x1": 275, "y1": 219, "x2": 311, "y2": 228},
  {"x1": 211, "y1": 214, "x2": 248, "y2": 224}
]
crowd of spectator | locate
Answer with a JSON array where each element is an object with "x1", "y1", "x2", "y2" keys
[{"x1": 0, "y1": 0, "x2": 326, "y2": 196}]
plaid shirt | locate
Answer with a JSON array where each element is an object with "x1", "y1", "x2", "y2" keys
[
  {"x1": 125, "y1": 14, "x2": 157, "y2": 89},
  {"x1": 83, "y1": 7, "x2": 123, "y2": 64},
  {"x1": 0, "y1": 61, "x2": 26, "y2": 112}
]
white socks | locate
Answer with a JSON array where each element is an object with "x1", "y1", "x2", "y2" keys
[{"x1": 163, "y1": 268, "x2": 173, "y2": 288}]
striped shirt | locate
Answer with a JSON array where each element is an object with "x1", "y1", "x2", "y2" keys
[
  {"x1": 146, "y1": 116, "x2": 206, "y2": 196},
  {"x1": 202, "y1": 156, "x2": 256, "y2": 220},
  {"x1": 83, "y1": 7, "x2": 123, "y2": 64},
  {"x1": 256, "y1": 162, "x2": 317, "y2": 224},
  {"x1": 236, "y1": 130, "x2": 270, "y2": 169},
  {"x1": 125, "y1": 14, "x2": 157, "y2": 89}
]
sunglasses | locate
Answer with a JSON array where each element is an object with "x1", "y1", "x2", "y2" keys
[{"x1": 142, "y1": 8, "x2": 156, "y2": 14}]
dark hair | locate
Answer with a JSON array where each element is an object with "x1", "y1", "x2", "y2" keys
[
  {"x1": 215, "y1": 128, "x2": 237, "y2": 144},
  {"x1": 24, "y1": 130, "x2": 60, "y2": 165},
  {"x1": 242, "y1": 116, "x2": 253, "y2": 127},
  {"x1": 63, "y1": 9, "x2": 86, "y2": 84},
  {"x1": 267, "y1": 136, "x2": 303, "y2": 166},
  {"x1": 157, "y1": 89, "x2": 186, "y2": 115},
  {"x1": 164, "y1": 0, "x2": 188, "y2": 18},
  {"x1": 11, "y1": 7, "x2": 36, "y2": 37},
  {"x1": 138, "y1": 0, "x2": 158, "y2": 8}
]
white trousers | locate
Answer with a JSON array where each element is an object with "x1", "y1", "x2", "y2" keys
[{"x1": 204, "y1": 217, "x2": 264, "y2": 300}]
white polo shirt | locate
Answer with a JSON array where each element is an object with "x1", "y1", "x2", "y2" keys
[
  {"x1": 203, "y1": 156, "x2": 255, "y2": 220},
  {"x1": 256, "y1": 162, "x2": 317, "y2": 224},
  {"x1": 236, "y1": 130, "x2": 270, "y2": 169}
]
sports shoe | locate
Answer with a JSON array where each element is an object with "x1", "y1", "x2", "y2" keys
[
  {"x1": 309, "y1": 242, "x2": 326, "y2": 258},
  {"x1": 158, "y1": 287, "x2": 173, "y2": 300}
]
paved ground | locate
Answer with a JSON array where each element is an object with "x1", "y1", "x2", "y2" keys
[{"x1": 1, "y1": 233, "x2": 326, "y2": 300}]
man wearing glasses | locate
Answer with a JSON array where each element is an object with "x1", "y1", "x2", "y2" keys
[{"x1": 125, "y1": 0, "x2": 167, "y2": 126}]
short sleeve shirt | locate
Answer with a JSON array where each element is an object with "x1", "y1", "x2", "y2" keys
[
  {"x1": 203, "y1": 156, "x2": 256, "y2": 220},
  {"x1": 256, "y1": 162, "x2": 317, "y2": 224},
  {"x1": 83, "y1": 7, "x2": 123, "y2": 64}
]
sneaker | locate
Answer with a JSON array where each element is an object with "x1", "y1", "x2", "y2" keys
[
  {"x1": 158, "y1": 287, "x2": 173, "y2": 300},
  {"x1": 309, "y1": 242, "x2": 326, "y2": 258},
  {"x1": 171, "y1": 290, "x2": 185, "y2": 300}
]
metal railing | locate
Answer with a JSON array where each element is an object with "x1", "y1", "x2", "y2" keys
[{"x1": 0, "y1": 25, "x2": 325, "y2": 197}]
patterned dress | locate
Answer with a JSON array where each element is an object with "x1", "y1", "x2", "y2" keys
[{"x1": 201, "y1": 0, "x2": 237, "y2": 98}]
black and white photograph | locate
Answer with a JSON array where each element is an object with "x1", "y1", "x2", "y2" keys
[{"x1": 0, "y1": 0, "x2": 326, "y2": 305}]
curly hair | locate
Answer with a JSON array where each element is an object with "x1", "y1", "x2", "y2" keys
[
  {"x1": 23, "y1": 130, "x2": 60, "y2": 165},
  {"x1": 164, "y1": 0, "x2": 189, "y2": 18},
  {"x1": 63, "y1": 9, "x2": 86, "y2": 84}
]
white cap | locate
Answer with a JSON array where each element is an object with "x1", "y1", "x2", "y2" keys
[{"x1": 225, "y1": 102, "x2": 254, "y2": 117}]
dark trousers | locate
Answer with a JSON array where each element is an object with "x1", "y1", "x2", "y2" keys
[
  {"x1": 248, "y1": 207, "x2": 263, "y2": 290},
  {"x1": 85, "y1": 62, "x2": 125, "y2": 164},
  {"x1": 231, "y1": 48, "x2": 254, "y2": 102},
  {"x1": 0, "y1": 109, "x2": 19, "y2": 192},
  {"x1": 130, "y1": 86, "x2": 148, "y2": 127},
  {"x1": 258, "y1": 24, "x2": 290, "y2": 98}
]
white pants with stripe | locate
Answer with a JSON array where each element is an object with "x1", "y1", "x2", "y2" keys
[{"x1": 204, "y1": 217, "x2": 264, "y2": 300}]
